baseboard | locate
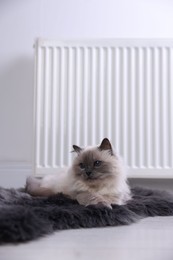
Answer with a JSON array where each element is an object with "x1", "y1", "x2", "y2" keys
[{"x1": 0, "y1": 162, "x2": 32, "y2": 188}]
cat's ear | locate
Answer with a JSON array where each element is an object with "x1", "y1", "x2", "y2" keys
[
  {"x1": 99, "y1": 138, "x2": 113, "y2": 155},
  {"x1": 72, "y1": 145, "x2": 83, "y2": 154}
]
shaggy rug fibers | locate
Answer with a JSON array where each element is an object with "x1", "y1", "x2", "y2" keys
[{"x1": 0, "y1": 186, "x2": 173, "y2": 244}]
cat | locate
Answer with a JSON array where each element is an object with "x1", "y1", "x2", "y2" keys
[{"x1": 26, "y1": 138, "x2": 131, "y2": 208}]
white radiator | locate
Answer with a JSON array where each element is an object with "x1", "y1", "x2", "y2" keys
[{"x1": 34, "y1": 39, "x2": 173, "y2": 178}]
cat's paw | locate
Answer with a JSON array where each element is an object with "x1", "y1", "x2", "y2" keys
[
  {"x1": 76, "y1": 193, "x2": 112, "y2": 209},
  {"x1": 94, "y1": 202, "x2": 112, "y2": 209},
  {"x1": 25, "y1": 176, "x2": 41, "y2": 195},
  {"x1": 86, "y1": 199, "x2": 112, "y2": 209},
  {"x1": 91, "y1": 196, "x2": 112, "y2": 209}
]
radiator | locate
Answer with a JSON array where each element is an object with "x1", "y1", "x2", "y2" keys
[{"x1": 34, "y1": 39, "x2": 173, "y2": 178}]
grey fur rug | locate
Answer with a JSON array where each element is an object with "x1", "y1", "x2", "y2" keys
[{"x1": 0, "y1": 186, "x2": 173, "y2": 244}]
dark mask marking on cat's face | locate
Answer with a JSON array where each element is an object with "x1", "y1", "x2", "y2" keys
[{"x1": 73, "y1": 150, "x2": 113, "y2": 181}]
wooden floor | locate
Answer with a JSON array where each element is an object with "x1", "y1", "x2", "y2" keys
[{"x1": 0, "y1": 216, "x2": 173, "y2": 260}]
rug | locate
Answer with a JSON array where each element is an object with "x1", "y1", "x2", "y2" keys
[{"x1": 0, "y1": 186, "x2": 173, "y2": 244}]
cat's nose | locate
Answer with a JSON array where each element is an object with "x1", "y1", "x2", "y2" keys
[{"x1": 86, "y1": 171, "x2": 92, "y2": 177}]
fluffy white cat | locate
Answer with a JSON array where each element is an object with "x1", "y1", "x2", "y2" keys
[{"x1": 26, "y1": 138, "x2": 131, "y2": 208}]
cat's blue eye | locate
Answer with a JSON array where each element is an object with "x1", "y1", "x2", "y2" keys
[
  {"x1": 79, "y1": 163, "x2": 85, "y2": 169},
  {"x1": 94, "y1": 160, "x2": 102, "y2": 167}
]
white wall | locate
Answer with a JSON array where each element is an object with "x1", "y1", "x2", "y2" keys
[{"x1": 0, "y1": 0, "x2": 173, "y2": 168}]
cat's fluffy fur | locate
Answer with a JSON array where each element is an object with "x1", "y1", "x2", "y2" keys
[{"x1": 26, "y1": 138, "x2": 131, "y2": 208}]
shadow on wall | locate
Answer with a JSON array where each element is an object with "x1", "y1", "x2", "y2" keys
[
  {"x1": 0, "y1": 57, "x2": 34, "y2": 163},
  {"x1": 129, "y1": 178, "x2": 173, "y2": 193}
]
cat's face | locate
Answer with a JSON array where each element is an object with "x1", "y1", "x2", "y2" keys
[{"x1": 72, "y1": 138, "x2": 115, "y2": 182}]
